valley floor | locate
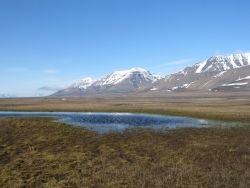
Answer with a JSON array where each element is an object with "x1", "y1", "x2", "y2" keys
[
  {"x1": 1, "y1": 92, "x2": 250, "y2": 122},
  {"x1": 0, "y1": 118, "x2": 250, "y2": 187}
]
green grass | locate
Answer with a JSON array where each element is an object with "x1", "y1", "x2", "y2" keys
[{"x1": 0, "y1": 118, "x2": 250, "y2": 187}]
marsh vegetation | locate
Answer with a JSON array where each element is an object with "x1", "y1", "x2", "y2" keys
[{"x1": 0, "y1": 118, "x2": 250, "y2": 187}]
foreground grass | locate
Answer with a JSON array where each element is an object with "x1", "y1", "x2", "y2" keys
[{"x1": 0, "y1": 118, "x2": 250, "y2": 187}]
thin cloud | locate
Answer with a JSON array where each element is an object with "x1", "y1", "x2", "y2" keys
[
  {"x1": 159, "y1": 58, "x2": 194, "y2": 67},
  {"x1": 39, "y1": 86, "x2": 64, "y2": 91},
  {"x1": 4, "y1": 67, "x2": 29, "y2": 73},
  {"x1": 41, "y1": 69, "x2": 58, "y2": 74},
  {"x1": 3, "y1": 67, "x2": 59, "y2": 74}
]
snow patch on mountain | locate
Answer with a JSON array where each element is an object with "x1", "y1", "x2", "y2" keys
[
  {"x1": 221, "y1": 82, "x2": 248, "y2": 87},
  {"x1": 195, "y1": 53, "x2": 250, "y2": 73},
  {"x1": 214, "y1": 71, "x2": 226, "y2": 78},
  {"x1": 71, "y1": 77, "x2": 96, "y2": 89},
  {"x1": 195, "y1": 61, "x2": 207, "y2": 73},
  {"x1": 150, "y1": 87, "x2": 159, "y2": 91},
  {"x1": 171, "y1": 82, "x2": 194, "y2": 91},
  {"x1": 236, "y1": 76, "x2": 250, "y2": 81}
]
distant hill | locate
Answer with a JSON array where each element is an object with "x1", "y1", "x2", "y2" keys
[
  {"x1": 52, "y1": 68, "x2": 161, "y2": 96},
  {"x1": 52, "y1": 53, "x2": 250, "y2": 96},
  {"x1": 0, "y1": 93, "x2": 16, "y2": 98}
]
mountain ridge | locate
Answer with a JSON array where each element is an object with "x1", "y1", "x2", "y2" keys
[
  {"x1": 53, "y1": 68, "x2": 162, "y2": 96},
  {"x1": 52, "y1": 52, "x2": 250, "y2": 96}
]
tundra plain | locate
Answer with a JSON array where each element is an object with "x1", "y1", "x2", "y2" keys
[
  {"x1": 0, "y1": 92, "x2": 250, "y2": 187},
  {"x1": 0, "y1": 92, "x2": 250, "y2": 122}
]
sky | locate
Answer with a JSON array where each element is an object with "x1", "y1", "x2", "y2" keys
[{"x1": 0, "y1": 0, "x2": 250, "y2": 97}]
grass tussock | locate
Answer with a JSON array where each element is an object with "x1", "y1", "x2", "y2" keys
[{"x1": 0, "y1": 118, "x2": 250, "y2": 187}]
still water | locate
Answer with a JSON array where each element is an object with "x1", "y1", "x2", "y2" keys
[{"x1": 0, "y1": 111, "x2": 240, "y2": 134}]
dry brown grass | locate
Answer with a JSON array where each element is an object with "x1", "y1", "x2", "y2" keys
[{"x1": 0, "y1": 118, "x2": 250, "y2": 187}]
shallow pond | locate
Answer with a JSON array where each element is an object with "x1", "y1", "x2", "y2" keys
[{"x1": 0, "y1": 111, "x2": 243, "y2": 134}]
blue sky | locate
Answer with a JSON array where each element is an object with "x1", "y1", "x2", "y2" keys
[{"x1": 0, "y1": 0, "x2": 250, "y2": 96}]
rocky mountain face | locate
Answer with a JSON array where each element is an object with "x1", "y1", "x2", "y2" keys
[{"x1": 52, "y1": 53, "x2": 250, "y2": 96}]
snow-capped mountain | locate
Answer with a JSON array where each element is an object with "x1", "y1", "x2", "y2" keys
[
  {"x1": 52, "y1": 52, "x2": 250, "y2": 96},
  {"x1": 183, "y1": 53, "x2": 250, "y2": 74},
  {"x1": 152, "y1": 53, "x2": 250, "y2": 92},
  {"x1": 53, "y1": 68, "x2": 162, "y2": 96},
  {"x1": 95, "y1": 68, "x2": 160, "y2": 87}
]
